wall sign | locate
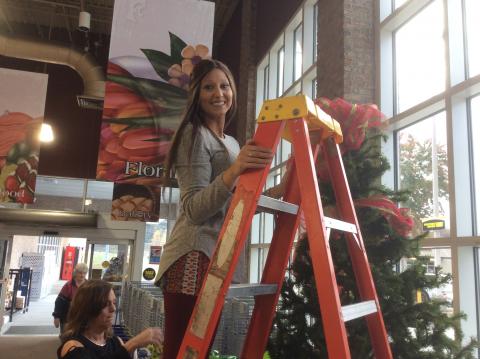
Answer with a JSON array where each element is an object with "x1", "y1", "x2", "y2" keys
[{"x1": 143, "y1": 267, "x2": 156, "y2": 281}]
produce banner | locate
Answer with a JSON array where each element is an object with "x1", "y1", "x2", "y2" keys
[
  {"x1": 111, "y1": 183, "x2": 161, "y2": 222},
  {"x1": 0, "y1": 68, "x2": 47, "y2": 204},
  {"x1": 98, "y1": 0, "x2": 214, "y2": 221},
  {"x1": 98, "y1": 0, "x2": 214, "y2": 184}
]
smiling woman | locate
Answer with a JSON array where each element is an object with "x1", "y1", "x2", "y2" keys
[
  {"x1": 57, "y1": 280, "x2": 163, "y2": 359},
  {"x1": 155, "y1": 59, "x2": 275, "y2": 358}
]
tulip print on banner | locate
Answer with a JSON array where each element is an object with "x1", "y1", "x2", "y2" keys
[
  {"x1": 98, "y1": 0, "x2": 214, "y2": 184},
  {"x1": 99, "y1": 0, "x2": 214, "y2": 221},
  {"x1": 0, "y1": 68, "x2": 47, "y2": 204}
]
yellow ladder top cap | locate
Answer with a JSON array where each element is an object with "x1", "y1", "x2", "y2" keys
[{"x1": 257, "y1": 95, "x2": 343, "y2": 144}]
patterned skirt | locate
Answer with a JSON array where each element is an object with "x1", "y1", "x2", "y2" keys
[{"x1": 163, "y1": 251, "x2": 210, "y2": 296}]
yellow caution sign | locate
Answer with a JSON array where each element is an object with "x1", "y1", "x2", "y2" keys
[{"x1": 422, "y1": 218, "x2": 445, "y2": 231}]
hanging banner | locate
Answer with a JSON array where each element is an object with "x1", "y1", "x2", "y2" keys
[
  {"x1": 60, "y1": 246, "x2": 77, "y2": 281},
  {"x1": 98, "y1": 0, "x2": 214, "y2": 222},
  {"x1": 111, "y1": 183, "x2": 161, "y2": 222},
  {"x1": 97, "y1": 0, "x2": 214, "y2": 185},
  {"x1": 0, "y1": 68, "x2": 47, "y2": 204}
]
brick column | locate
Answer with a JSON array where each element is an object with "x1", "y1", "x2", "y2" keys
[
  {"x1": 344, "y1": 0, "x2": 375, "y2": 104},
  {"x1": 317, "y1": 0, "x2": 375, "y2": 104},
  {"x1": 236, "y1": 0, "x2": 257, "y2": 144},
  {"x1": 317, "y1": 0, "x2": 345, "y2": 99}
]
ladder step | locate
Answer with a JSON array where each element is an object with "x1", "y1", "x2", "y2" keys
[
  {"x1": 227, "y1": 283, "x2": 277, "y2": 298},
  {"x1": 324, "y1": 216, "x2": 357, "y2": 234},
  {"x1": 257, "y1": 196, "x2": 356, "y2": 234},
  {"x1": 257, "y1": 195, "x2": 299, "y2": 215},
  {"x1": 341, "y1": 300, "x2": 378, "y2": 322}
]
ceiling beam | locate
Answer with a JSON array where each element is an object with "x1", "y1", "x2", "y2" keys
[
  {"x1": 32, "y1": 0, "x2": 79, "y2": 10},
  {"x1": 214, "y1": 0, "x2": 241, "y2": 48},
  {"x1": 61, "y1": 4, "x2": 73, "y2": 43}
]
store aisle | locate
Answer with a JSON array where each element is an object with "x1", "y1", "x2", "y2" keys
[{"x1": 4, "y1": 294, "x2": 59, "y2": 335}]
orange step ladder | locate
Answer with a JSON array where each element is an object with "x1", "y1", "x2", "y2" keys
[{"x1": 176, "y1": 95, "x2": 393, "y2": 359}]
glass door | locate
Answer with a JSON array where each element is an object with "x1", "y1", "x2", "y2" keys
[
  {"x1": 85, "y1": 240, "x2": 132, "y2": 283},
  {"x1": 0, "y1": 236, "x2": 12, "y2": 329}
]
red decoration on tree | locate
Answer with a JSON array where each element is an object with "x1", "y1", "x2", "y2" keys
[
  {"x1": 315, "y1": 97, "x2": 385, "y2": 152},
  {"x1": 311, "y1": 98, "x2": 413, "y2": 237},
  {"x1": 355, "y1": 195, "x2": 414, "y2": 237}
]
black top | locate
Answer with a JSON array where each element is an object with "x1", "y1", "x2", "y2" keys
[
  {"x1": 57, "y1": 334, "x2": 131, "y2": 359},
  {"x1": 52, "y1": 280, "x2": 77, "y2": 323}
]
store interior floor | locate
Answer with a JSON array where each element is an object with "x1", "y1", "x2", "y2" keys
[{"x1": 1, "y1": 293, "x2": 61, "y2": 358}]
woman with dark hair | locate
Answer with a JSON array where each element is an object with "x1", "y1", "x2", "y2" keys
[
  {"x1": 154, "y1": 59, "x2": 274, "y2": 358},
  {"x1": 57, "y1": 280, "x2": 163, "y2": 359}
]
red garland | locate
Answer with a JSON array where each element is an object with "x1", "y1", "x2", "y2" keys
[{"x1": 311, "y1": 98, "x2": 413, "y2": 237}]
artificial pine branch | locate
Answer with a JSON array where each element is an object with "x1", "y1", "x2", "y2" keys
[{"x1": 267, "y1": 98, "x2": 478, "y2": 358}]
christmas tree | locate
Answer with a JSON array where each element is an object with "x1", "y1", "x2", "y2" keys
[{"x1": 267, "y1": 98, "x2": 477, "y2": 358}]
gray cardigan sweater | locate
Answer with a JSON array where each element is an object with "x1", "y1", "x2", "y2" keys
[{"x1": 155, "y1": 124, "x2": 246, "y2": 285}]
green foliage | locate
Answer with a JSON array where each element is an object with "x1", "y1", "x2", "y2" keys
[
  {"x1": 141, "y1": 48, "x2": 175, "y2": 80},
  {"x1": 208, "y1": 350, "x2": 237, "y2": 359},
  {"x1": 399, "y1": 133, "x2": 449, "y2": 232},
  {"x1": 169, "y1": 32, "x2": 188, "y2": 64},
  {"x1": 267, "y1": 131, "x2": 477, "y2": 358}
]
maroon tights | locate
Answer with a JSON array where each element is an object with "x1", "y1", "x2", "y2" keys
[
  {"x1": 162, "y1": 291, "x2": 218, "y2": 359},
  {"x1": 162, "y1": 291, "x2": 197, "y2": 359}
]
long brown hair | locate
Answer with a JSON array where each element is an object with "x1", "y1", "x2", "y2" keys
[
  {"x1": 61, "y1": 280, "x2": 113, "y2": 340},
  {"x1": 163, "y1": 59, "x2": 237, "y2": 178}
]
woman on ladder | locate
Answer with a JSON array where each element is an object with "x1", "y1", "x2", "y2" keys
[{"x1": 155, "y1": 59, "x2": 276, "y2": 358}]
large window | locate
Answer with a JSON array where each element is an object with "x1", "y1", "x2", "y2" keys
[
  {"x1": 253, "y1": 0, "x2": 319, "y2": 283},
  {"x1": 465, "y1": 0, "x2": 480, "y2": 78},
  {"x1": 471, "y1": 95, "x2": 480, "y2": 234},
  {"x1": 277, "y1": 47, "x2": 285, "y2": 97},
  {"x1": 394, "y1": 0, "x2": 445, "y2": 113},
  {"x1": 380, "y1": 0, "x2": 480, "y2": 347},
  {"x1": 313, "y1": 3, "x2": 318, "y2": 63},
  {"x1": 263, "y1": 64, "x2": 270, "y2": 103},
  {"x1": 397, "y1": 112, "x2": 449, "y2": 237},
  {"x1": 293, "y1": 24, "x2": 303, "y2": 81}
]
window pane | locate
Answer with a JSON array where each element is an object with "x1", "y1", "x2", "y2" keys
[
  {"x1": 158, "y1": 187, "x2": 179, "y2": 237},
  {"x1": 277, "y1": 47, "x2": 285, "y2": 97},
  {"x1": 420, "y1": 247, "x2": 453, "y2": 315},
  {"x1": 264, "y1": 213, "x2": 274, "y2": 244},
  {"x1": 249, "y1": 248, "x2": 260, "y2": 283},
  {"x1": 274, "y1": 139, "x2": 282, "y2": 167},
  {"x1": 86, "y1": 180, "x2": 114, "y2": 213},
  {"x1": 394, "y1": 0, "x2": 445, "y2": 112},
  {"x1": 312, "y1": 78, "x2": 317, "y2": 99},
  {"x1": 394, "y1": 0, "x2": 408, "y2": 9},
  {"x1": 29, "y1": 176, "x2": 85, "y2": 211},
  {"x1": 251, "y1": 214, "x2": 261, "y2": 244},
  {"x1": 142, "y1": 221, "x2": 168, "y2": 282},
  {"x1": 398, "y1": 112, "x2": 449, "y2": 237},
  {"x1": 465, "y1": 0, "x2": 480, "y2": 77},
  {"x1": 313, "y1": 3, "x2": 318, "y2": 63},
  {"x1": 471, "y1": 95, "x2": 480, "y2": 234},
  {"x1": 263, "y1": 64, "x2": 269, "y2": 100},
  {"x1": 281, "y1": 139, "x2": 292, "y2": 163},
  {"x1": 293, "y1": 24, "x2": 303, "y2": 81}
]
